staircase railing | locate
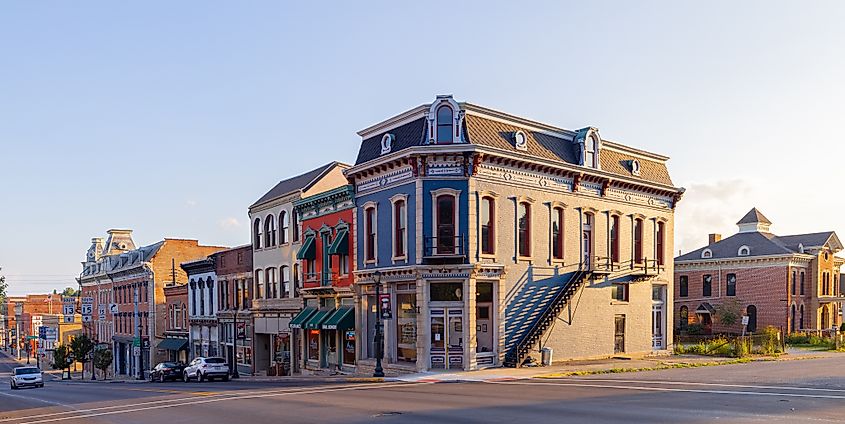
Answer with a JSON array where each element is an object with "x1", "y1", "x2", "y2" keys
[{"x1": 505, "y1": 267, "x2": 591, "y2": 367}]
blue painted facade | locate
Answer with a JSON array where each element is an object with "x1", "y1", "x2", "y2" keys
[{"x1": 355, "y1": 181, "x2": 417, "y2": 270}]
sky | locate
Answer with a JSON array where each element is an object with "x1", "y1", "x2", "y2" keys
[{"x1": 2, "y1": 1, "x2": 845, "y2": 296}]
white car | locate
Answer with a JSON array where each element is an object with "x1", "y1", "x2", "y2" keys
[
  {"x1": 10, "y1": 366, "x2": 44, "y2": 389},
  {"x1": 182, "y1": 357, "x2": 229, "y2": 382}
]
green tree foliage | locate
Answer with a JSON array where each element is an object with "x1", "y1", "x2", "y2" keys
[
  {"x1": 716, "y1": 299, "x2": 743, "y2": 327},
  {"x1": 52, "y1": 345, "x2": 73, "y2": 371},
  {"x1": 70, "y1": 334, "x2": 95, "y2": 376},
  {"x1": 93, "y1": 348, "x2": 113, "y2": 379},
  {"x1": 61, "y1": 287, "x2": 78, "y2": 297}
]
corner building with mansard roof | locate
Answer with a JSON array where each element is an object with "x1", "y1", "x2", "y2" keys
[{"x1": 346, "y1": 95, "x2": 684, "y2": 372}]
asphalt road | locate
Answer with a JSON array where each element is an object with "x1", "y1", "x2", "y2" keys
[{"x1": 1, "y1": 350, "x2": 844, "y2": 423}]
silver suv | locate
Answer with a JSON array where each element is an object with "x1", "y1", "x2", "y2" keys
[
  {"x1": 182, "y1": 357, "x2": 229, "y2": 382},
  {"x1": 11, "y1": 366, "x2": 44, "y2": 389}
]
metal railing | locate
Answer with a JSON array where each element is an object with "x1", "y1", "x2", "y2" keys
[{"x1": 423, "y1": 235, "x2": 467, "y2": 259}]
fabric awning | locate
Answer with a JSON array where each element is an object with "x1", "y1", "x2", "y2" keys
[
  {"x1": 296, "y1": 236, "x2": 316, "y2": 260},
  {"x1": 157, "y1": 338, "x2": 188, "y2": 351},
  {"x1": 321, "y1": 306, "x2": 354, "y2": 330},
  {"x1": 304, "y1": 307, "x2": 335, "y2": 330},
  {"x1": 327, "y1": 229, "x2": 349, "y2": 255},
  {"x1": 289, "y1": 306, "x2": 317, "y2": 329}
]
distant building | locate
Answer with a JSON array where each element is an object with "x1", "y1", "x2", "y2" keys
[
  {"x1": 182, "y1": 258, "x2": 219, "y2": 359},
  {"x1": 212, "y1": 245, "x2": 254, "y2": 376},
  {"x1": 161, "y1": 282, "x2": 189, "y2": 363},
  {"x1": 79, "y1": 229, "x2": 226, "y2": 377},
  {"x1": 675, "y1": 208, "x2": 844, "y2": 334}
]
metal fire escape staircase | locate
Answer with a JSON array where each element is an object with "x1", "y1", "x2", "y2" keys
[
  {"x1": 503, "y1": 258, "x2": 663, "y2": 368},
  {"x1": 503, "y1": 265, "x2": 591, "y2": 368}
]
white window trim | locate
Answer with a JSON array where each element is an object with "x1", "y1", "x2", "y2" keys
[
  {"x1": 701, "y1": 248, "x2": 713, "y2": 259},
  {"x1": 478, "y1": 191, "x2": 499, "y2": 260},
  {"x1": 280, "y1": 209, "x2": 290, "y2": 245},
  {"x1": 737, "y1": 245, "x2": 750, "y2": 256},
  {"x1": 362, "y1": 201, "x2": 378, "y2": 265},
  {"x1": 431, "y1": 188, "x2": 462, "y2": 256},
  {"x1": 548, "y1": 201, "x2": 567, "y2": 265},
  {"x1": 390, "y1": 194, "x2": 409, "y2": 263},
  {"x1": 510, "y1": 195, "x2": 536, "y2": 263}
]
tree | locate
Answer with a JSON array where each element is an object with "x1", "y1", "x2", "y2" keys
[
  {"x1": 70, "y1": 335, "x2": 94, "y2": 377},
  {"x1": 716, "y1": 299, "x2": 743, "y2": 327},
  {"x1": 93, "y1": 348, "x2": 113, "y2": 380},
  {"x1": 52, "y1": 344, "x2": 73, "y2": 374},
  {"x1": 61, "y1": 287, "x2": 77, "y2": 297}
]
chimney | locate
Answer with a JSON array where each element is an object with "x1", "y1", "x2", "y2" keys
[{"x1": 709, "y1": 234, "x2": 722, "y2": 245}]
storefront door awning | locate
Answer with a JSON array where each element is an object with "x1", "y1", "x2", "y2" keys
[
  {"x1": 289, "y1": 306, "x2": 318, "y2": 329},
  {"x1": 157, "y1": 338, "x2": 188, "y2": 351},
  {"x1": 304, "y1": 307, "x2": 335, "y2": 330},
  {"x1": 297, "y1": 236, "x2": 316, "y2": 260},
  {"x1": 321, "y1": 306, "x2": 354, "y2": 330},
  {"x1": 327, "y1": 229, "x2": 349, "y2": 255}
]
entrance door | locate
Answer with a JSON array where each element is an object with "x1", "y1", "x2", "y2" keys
[
  {"x1": 652, "y1": 286, "x2": 665, "y2": 350},
  {"x1": 430, "y1": 308, "x2": 464, "y2": 369},
  {"x1": 614, "y1": 315, "x2": 625, "y2": 354},
  {"x1": 582, "y1": 214, "x2": 593, "y2": 269}
]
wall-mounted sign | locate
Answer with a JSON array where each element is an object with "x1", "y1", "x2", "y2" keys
[{"x1": 379, "y1": 293, "x2": 392, "y2": 320}]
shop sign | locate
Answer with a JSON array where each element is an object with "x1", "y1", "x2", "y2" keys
[{"x1": 379, "y1": 293, "x2": 392, "y2": 320}]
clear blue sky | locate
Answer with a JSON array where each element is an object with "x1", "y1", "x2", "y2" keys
[{"x1": 2, "y1": 1, "x2": 844, "y2": 295}]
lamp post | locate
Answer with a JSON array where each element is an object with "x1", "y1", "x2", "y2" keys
[
  {"x1": 372, "y1": 271, "x2": 385, "y2": 378},
  {"x1": 14, "y1": 302, "x2": 23, "y2": 361},
  {"x1": 231, "y1": 290, "x2": 240, "y2": 379}
]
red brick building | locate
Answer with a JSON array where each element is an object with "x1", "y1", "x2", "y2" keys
[
  {"x1": 290, "y1": 185, "x2": 356, "y2": 374},
  {"x1": 675, "y1": 208, "x2": 844, "y2": 335},
  {"x1": 212, "y1": 245, "x2": 254, "y2": 376},
  {"x1": 161, "y1": 283, "x2": 189, "y2": 363}
]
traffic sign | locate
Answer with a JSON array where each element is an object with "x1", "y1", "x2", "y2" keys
[
  {"x1": 98, "y1": 304, "x2": 106, "y2": 321},
  {"x1": 64, "y1": 315, "x2": 75, "y2": 323},
  {"x1": 109, "y1": 304, "x2": 118, "y2": 314},
  {"x1": 82, "y1": 297, "x2": 94, "y2": 305},
  {"x1": 81, "y1": 304, "x2": 93, "y2": 316},
  {"x1": 45, "y1": 328, "x2": 58, "y2": 341},
  {"x1": 81, "y1": 315, "x2": 92, "y2": 323},
  {"x1": 26, "y1": 335, "x2": 38, "y2": 340}
]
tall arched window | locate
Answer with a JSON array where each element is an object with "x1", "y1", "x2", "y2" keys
[
  {"x1": 726, "y1": 273, "x2": 737, "y2": 296},
  {"x1": 436, "y1": 194, "x2": 457, "y2": 254},
  {"x1": 265, "y1": 268, "x2": 277, "y2": 299},
  {"x1": 552, "y1": 207, "x2": 564, "y2": 260},
  {"x1": 656, "y1": 221, "x2": 665, "y2": 266},
  {"x1": 791, "y1": 304, "x2": 797, "y2": 332},
  {"x1": 264, "y1": 214, "x2": 276, "y2": 247},
  {"x1": 436, "y1": 105, "x2": 453, "y2": 143},
  {"x1": 280, "y1": 211, "x2": 289, "y2": 244},
  {"x1": 799, "y1": 304, "x2": 804, "y2": 329},
  {"x1": 582, "y1": 213, "x2": 593, "y2": 267},
  {"x1": 634, "y1": 218, "x2": 644, "y2": 264},
  {"x1": 746, "y1": 305, "x2": 757, "y2": 333},
  {"x1": 518, "y1": 202, "x2": 531, "y2": 257},
  {"x1": 253, "y1": 218, "x2": 262, "y2": 249},
  {"x1": 481, "y1": 197, "x2": 495, "y2": 255},
  {"x1": 393, "y1": 199, "x2": 406, "y2": 258},
  {"x1": 292, "y1": 211, "x2": 299, "y2": 242},
  {"x1": 365, "y1": 206, "x2": 377, "y2": 262},
  {"x1": 610, "y1": 215, "x2": 620, "y2": 263},
  {"x1": 281, "y1": 266, "x2": 290, "y2": 299},
  {"x1": 254, "y1": 269, "x2": 263, "y2": 299}
]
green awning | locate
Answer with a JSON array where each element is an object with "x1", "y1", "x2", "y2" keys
[
  {"x1": 327, "y1": 229, "x2": 349, "y2": 255},
  {"x1": 296, "y1": 236, "x2": 316, "y2": 260},
  {"x1": 321, "y1": 306, "x2": 354, "y2": 330},
  {"x1": 304, "y1": 307, "x2": 335, "y2": 330},
  {"x1": 289, "y1": 306, "x2": 317, "y2": 329},
  {"x1": 157, "y1": 338, "x2": 188, "y2": 351}
]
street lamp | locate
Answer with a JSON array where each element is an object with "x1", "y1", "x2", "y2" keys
[
  {"x1": 372, "y1": 271, "x2": 385, "y2": 378},
  {"x1": 231, "y1": 292, "x2": 240, "y2": 379}
]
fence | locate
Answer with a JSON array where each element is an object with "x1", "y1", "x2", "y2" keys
[{"x1": 675, "y1": 330, "x2": 785, "y2": 357}]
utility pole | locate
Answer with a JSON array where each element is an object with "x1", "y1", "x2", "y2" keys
[{"x1": 134, "y1": 283, "x2": 141, "y2": 380}]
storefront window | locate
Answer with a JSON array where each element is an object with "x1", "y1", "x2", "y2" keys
[
  {"x1": 307, "y1": 330, "x2": 320, "y2": 361},
  {"x1": 237, "y1": 345, "x2": 252, "y2": 365},
  {"x1": 431, "y1": 317, "x2": 445, "y2": 350},
  {"x1": 430, "y1": 283, "x2": 463, "y2": 302},
  {"x1": 396, "y1": 293, "x2": 417, "y2": 362}
]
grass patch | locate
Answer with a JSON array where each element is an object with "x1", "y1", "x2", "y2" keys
[{"x1": 535, "y1": 358, "x2": 752, "y2": 378}]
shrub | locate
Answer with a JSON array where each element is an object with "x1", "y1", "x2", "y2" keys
[
  {"x1": 686, "y1": 323, "x2": 705, "y2": 335},
  {"x1": 760, "y1": 326, "x2": 782, "y2": 354}
]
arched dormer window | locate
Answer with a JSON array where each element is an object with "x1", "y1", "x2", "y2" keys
[
  {"x1": 264, "y1": 214, "x2": 276, "y2": 247},
  {"x1": 738, "y1": 245, "x2": 750, "y2": 256},
  {"x1": 253, "y1": 218, "x2": 262, "y2": 250},
  {"x1": 436, "y1": 105, "x2": 453, "y2": 143},
  {"x1": 701, "y1": 248, "x2": 713, "y2": 259}
]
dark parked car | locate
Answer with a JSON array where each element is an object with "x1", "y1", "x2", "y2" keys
[{"x1": 150, "y1": 362, "x2": 185, "y2": 382}]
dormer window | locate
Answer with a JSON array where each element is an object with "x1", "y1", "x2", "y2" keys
[
  {"x1": 436, "y1": 105, "x2": 453, "y2": 143},
  {"x1": 738, "y1": 246, "x2": 750, "y2": 256},
  {"x1": 701, "y1": 249, "x2": 713, "y2": 259},
  {"x1": 585, "y1": 137, "x2": 597, "y2": 168}
]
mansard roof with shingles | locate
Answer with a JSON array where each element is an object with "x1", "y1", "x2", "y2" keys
[
  {"x1": 352, "y1": 99, "x2": 675, "y2": 187},
  {"x1": 676, "y1": 230, "x2": 842, "y2": 262}
]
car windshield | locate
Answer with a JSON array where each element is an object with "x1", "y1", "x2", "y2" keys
[
  {"x1": 205, "y1": 358, "x2": 225, "y2": 364},
  {"x1": 15, "y1": 368, "x2": 40, "y2": 375},
  {"x1": 161, "y1": 362, "x2": 178, "y2": 368}
]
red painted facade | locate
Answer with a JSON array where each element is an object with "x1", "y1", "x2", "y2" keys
[{"x1": 300, "y1": 206, "x2": 355, "y2": 289}]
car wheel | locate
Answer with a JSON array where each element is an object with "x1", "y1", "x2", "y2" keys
[
  {"x1": 10, "y1": 382, "x2": 15, "y2": 390},
  {"x1": 222, "y1": 375, "x2": 229, "y2": 382},
  {"x1": 160, "y1": 374, "x2": 166, "y2": 383},
  {"x1": 37, "y1": 384, "x2": 44, "y2": 388},
  {"x1": 183, "y1": 372, "x2": 189, "y2": 383},
  {"x1": 197, "y1": 371, "x2": 204, "y2": 382}
]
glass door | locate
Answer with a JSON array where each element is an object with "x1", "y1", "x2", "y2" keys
[{"x1": 430, "y1": 307, "x2": 464, "y2": 369}]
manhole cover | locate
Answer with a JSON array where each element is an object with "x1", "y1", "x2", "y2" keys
[{"x1": 373, "y1": 412, "x2": 403, "y2": 418}]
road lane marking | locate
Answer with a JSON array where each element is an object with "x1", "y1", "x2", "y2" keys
[
  {"x1": 488, "y1": 380, "x2": 845, "y2": 400},
  {"x1": 0, "y1": 382, "x2": 422, "y2": 424},
  {"x1": 556, "y1": 377, "x2": 845, "y2": 393}
]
